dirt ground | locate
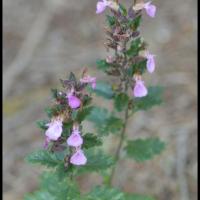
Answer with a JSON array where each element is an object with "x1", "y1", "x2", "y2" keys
[{"x1": 3, "y1": 0, "x2": 197, "y2": 199}]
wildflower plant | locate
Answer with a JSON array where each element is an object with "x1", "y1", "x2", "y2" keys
[{"x1": 25, "y1": 0, "x2": 165, "y2": 199}]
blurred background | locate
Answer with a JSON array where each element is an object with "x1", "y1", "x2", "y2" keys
[{"x1": 3, "y1": 0, "x2": 197, "y2": 199}]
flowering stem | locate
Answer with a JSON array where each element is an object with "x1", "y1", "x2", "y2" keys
[{"x1": 107, "y1": 82, "x2": 129, "y2": 186}]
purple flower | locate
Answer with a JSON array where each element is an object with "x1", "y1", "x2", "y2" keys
[
  {"x1": 80, "y1": 75, "x2": 97, "y2": 89},
  {"x1": 67, "y1": 130, "x2": 83, "y2": 147},
  {"x1": 146, "y1": 52, "x2": 156, "y2": 73},
  {"x1": 133, "y1": 79, "x2": 148, "y2": 97},
  {"x1": 67, "y1": 95, "x2": 81, "y2": 109},
  {"x1": 144, "y1": 2, "x2": 156, "y2": 18},
  {"x1": 45, "y1": 119, "x2": 63, "y2": 141},
  {"x1": 96, "y1": 0, "x2": 110, "y2": 14},
  {"x1": 70, "y1": 149, "x2": 87, "y2": 165}
]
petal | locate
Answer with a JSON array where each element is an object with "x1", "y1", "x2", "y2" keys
[
  {"x1": 133, "y1": 81, "x2": 148, "y2": 97},
  {"x1": 147, "y1": 56, "x2": 155, "y2": 73},
  {"x1": 68, "y1": 96, "x2": 81, "y2": 109},
  {"x1": 45, "y1": 123, "x2": 62, "y2": 140},
  {"x1": 67, "y1": 133, "x2": 83, "y2": 147},
  {"x1": 70, "y1": 150, "x2": 87, "y2": 165},
  {"x1": 144, "y1": 3, "x2": 156, "y2": 18},
  {"x1": 96, "y1": 1, "x2": 107, "y2": 14}
]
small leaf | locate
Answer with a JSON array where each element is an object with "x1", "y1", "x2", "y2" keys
[
  {"x1": 91, "y1": 81, "x2": 114, "y2": 99},
  {"x1": 36, "y1": 120, "x2": 48, "y2": 131},
  {"x1": 25, "y1": 150, "x2": 62, "y2": 167},
  {"x1": 96, "y1": 59, "x2": 111, "y2": 72},
  {"x1": 128, "y1": 15, "x2": 142, "y2": 30},
  {"x1": 125, "y1": 194, "x2": 155, "y2": 200},
  {"x1": 75, "y1": 106, "x2": 94, "y2": 122},
  {"x1": 114, "y1": 93, "x2": 129, "y2": 112},
  {"x1": 133, "y1": 86, "x2": 164, "y2": 112},
  {"x1": 125, "y1": 137, "x2": 165, "y2": 162},
  {"x1": 119, "y1": 4, "x2": 127, "y2": 16},
  {"x1": 126, "y1": 38, "x2": 142, "y2": 57},
  {"x1": 85, "y1": 186, "x2": 125, "y2": 200},
  {"x1": 68, "y1": 72, "x2": 76, "y2": 82},
  {"x1": 127, "y1": 59, "x2": 147, "y2": 76},
  {"x1": 82, "y1": 133, "x2": 102, "y2": 149},
  {"x1": 106, "y1": 15, "x2": 117, "y2": 27},
  {"x1": 76, "y1": 149, "x2": 114, "y2": 174}
]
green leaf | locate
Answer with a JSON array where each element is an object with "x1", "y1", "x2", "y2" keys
[
  {"x1": 68, "y1": 72, "x2": 76, "y2": 82},
  {"x1": 76, "y1": 149, "x2": 114, "y2": 174},
  {"x1": 24, "y1": 172, "x2": 80, "y2": 200},
  {"x1": 128, "y1": 15, "x2": 142, "y2": 30},
  {"x1": 85, "y1": 186, "x2": 125, "y2": 200},
  {"x1": 106, "y1": 15, "x2": 117, "y2": 27},
  {"x1": 127, "y1": 59, "x2": 147, "y2": 76},
  {"x1": 96, "y1": 59, "x2": 111, "y2": 72},
  {"x1": 36, "y1": 120, "x2": 48, "y2": 131},
  {"x1": 133, "y1": 86, "x2": 164, "y2": 112},
  {"x1": 125, "y1": 194, "x2": 155, "y2": 200},
  {"x1": 92, "y1": 81, "x2": 114, "y2": 99},
  {"x1": 82, "y1": 133, "x2": 102, "y2": 149},
  {"x1": 75, "y1": 106, "x2": 94, "y2": 122},
  {"x1": 25, "y1": 150, "x2": 62, "y2": 167},
  {"x1": 114, "y1": 93, "x2": 129, "y2": 112},
  {"x1": 86, "y1": 106, "x2": 109, "y2": 124},
  {"x1": 126, "y1": 38, "x2": 142, "y2": 57},
  {"x1": 86, "y1": 106, "x2": 123, "y2": 135},
  {"x1": 119, "y1": 4, "x2": 127, "y2": 16},
  {"x1": 125, "y1": 137, "x2": 165, "y2": 162}
]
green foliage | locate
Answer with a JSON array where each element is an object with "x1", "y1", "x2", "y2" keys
[
  {"x1": 125, "y1": 137, "x2": 165, "y2": 162},
  {"x1": 25, "y1": 150, "x2": 63, "y2": 167},
  {"x1": 24, "y1": 172, "x2": 80, "y2": 200},
  {"x1": 127, "y1": 59, "x2": 147, "y2": 76},
  {"x1": 76, "y1": 149, "x2": 114, "y2": 174},
  {"x1": 133, "y1": 86, "x2": 164, "y2": 112},
  {"x1": 85, "y1": 186, "x2": 125, "y2": 200},
  {"x1": 72, "y1": 106, "x2": 94, "y2": 122},
  {"x1": 96, "y1": 59, "x2": 111, "y2": 72},
  {"x1": 89, "y1": 81, "x2": 114, "y2": 99},
  {"x1": 114, "y1": 93, "x2": 129, "y2": 112},
  {"x1": 128, "y1": 15, "x2": 142, "y2": 30},
  {"x1": 82, "y1": 133, "x2": 102, "y2": 149},
  {"x1": 106, "y1": 15, "x2": 117, "y2": 27},
  {"x1": 119, "y1": 4, "x2": 127, "y2": 16},
  {"x1": 84, "y1": 186, "x2": 155, "y2": 200},
  {"x1": 86, "y1": 106, "x2": 124, "y2": 135},
  {"x1": 126, "y1": 38, "x2": 143, "y2": 57},
  {"x1": 36, "y1": 120, "x2": 49, "y2": 131}
]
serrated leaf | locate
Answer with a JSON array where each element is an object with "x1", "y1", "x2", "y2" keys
[
  {"x1": 106, "y1": 15, "x2": 117, "y2": 27},
  {"x1": 25, "y1": 150, "x2": 62, "y2": 167},
  {"x1": 114, "y1": 93, "x2": 129, "y2": 112},
  {"x1": 125, "y1": 137, "x2": 165, "y2": 162},
  {"x1": 133, "y1": 86, "x2": 164, "y2": 112},
  {"x1": 91, "y1": 81, "x2": 114, "y2": 99},
  {"x1": 76, "y1": 149, "x2": 114, "y2": 174},
  {"x1": 85, "y1": 186, "x2": 125, "y2": 200},
  {"x1": 75, "y1": 106, "x2": 94, "y2": 122},
  {"x1": 86, "y1": 106, "x2": 123, "y2": 135},
  {"x1": 119, "y1": 4, "x2": 127, "y2": 16},
  {"x1": 128, "y1": 15, "x2": 142, "y2": 30},
  {"x1": 126, "y1": 38, "x2": 142, "y2": 57},
  {"x1": 127, "y1": 59, "x2": 147, "y2": 76},
  {"x1": 96, "y1": 59, "x2": 111, "y2": 72},
  {"x1": 82, "y1": 133, "x2": 102, "y2": 149},
  {"x1": 125, "y1": 194, "x2": 155, "y2": 200},
  {"x1": 36, "y1": 120, "x2": 48, "y2": 131}
]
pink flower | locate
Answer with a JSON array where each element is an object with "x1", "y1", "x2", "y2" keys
[
  {"x1": 133, "y1": 79, "x2": 148, "y2": 97},
  {"x1": 70, "y1": 149, "x2": 87, "y2": 165},
  {"x1": 80, "y1": 75, "x2": 97, "y2": 89},
  {"x1": 67, "y1": 130, "x2": 83, "y2": 147},
  {"x1": 146, "y1": 52, "x2": 156, "y2": 73},
  {"x1": 144, "y1": 2, "x2": 156, "y2": 18},
  {"x1": 45, "y1": 119, "x2": 63, "y2": 141},
  {"x1": 96, "y1": 0, "x2": 111, "y2": 14},
  {"x1": 67, "y1": 95, "x2": 81, "y2": 109}
]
